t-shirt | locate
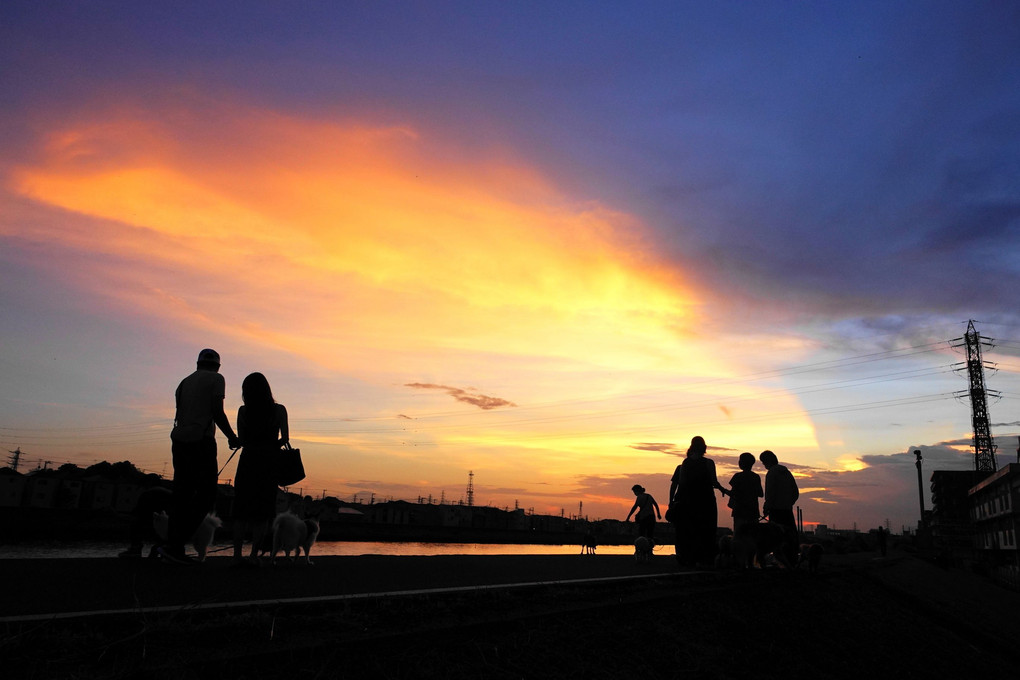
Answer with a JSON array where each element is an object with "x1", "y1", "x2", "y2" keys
[
  {"x1": 634, "y1": 493, "x2": 656, "y2": 520},
  {"x1": 170, "y1": 369, "x2": 226, "y2": 443},
  {"x1": 727, "y1": 470, "x2": 763, "y2": 518}
]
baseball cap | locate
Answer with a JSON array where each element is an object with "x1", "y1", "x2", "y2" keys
[{"x1": 197, "y1": 348, "x2": 221, "y2": 365}]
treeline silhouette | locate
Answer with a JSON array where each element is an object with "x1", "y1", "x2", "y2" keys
[{"x1": 0, "y1": 459, "x2": 651, "y2": 546}]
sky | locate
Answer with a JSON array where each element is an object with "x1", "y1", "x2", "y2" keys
[{"x1": 2, "y1": 1, "x2": 1020, "y2": 532}]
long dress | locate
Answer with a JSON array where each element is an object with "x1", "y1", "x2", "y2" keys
[
  {"x1": 233, "y1": 403, "x2": 287, "y2": 521},
  {"x1": 672, "y1": 456, "x2": 719, "y2": 566}
]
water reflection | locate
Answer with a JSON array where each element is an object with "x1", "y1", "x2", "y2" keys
[{"x1": 2, "y1": 541, "x2": 676, "y2": 559}]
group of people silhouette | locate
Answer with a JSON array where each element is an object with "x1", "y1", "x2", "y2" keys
[
  {"x1": 158, "y1": 348, "x2": 291, "y2": 567},
  {"x1": 628, "y1": 435, "x2": 800, "y2": 568},
  {"x1": 160, "y1": 349, "x2": 802, "y2": 569}
]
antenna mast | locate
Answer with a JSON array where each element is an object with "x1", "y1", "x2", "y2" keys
[
  {"x1": 466, "y1": 470, "x2": 475, "y2": 507},
  {"x1": 953, "y1": 320, "x2": 998, "y2": 472}
]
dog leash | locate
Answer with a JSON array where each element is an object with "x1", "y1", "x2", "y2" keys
[{"x1": 218, "y1": 445, "x2": 241, "y2": 477}]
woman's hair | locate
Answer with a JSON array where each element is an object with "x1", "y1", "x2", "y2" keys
[
  {"x1": 242, "y1": 372, "x2": 274, "y2": 406},
  {"x1": 631, "y1": 484, "x2": 645, "y2": 493},
  {"x1": 241, "y1": 373, "x2": 277, "y2": 441},
  {"x1": 687, "y1": 436, "x2": 707, "y2": 457}
]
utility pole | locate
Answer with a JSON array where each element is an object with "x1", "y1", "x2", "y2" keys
[
  {"x1": 914, "y1": 450, "x2": 925, "y2": 527},
  {"x1": 952, "y1": 320, "x2": 999, "y2": 472}
]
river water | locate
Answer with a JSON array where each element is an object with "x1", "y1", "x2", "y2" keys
[{"x1": 1, "y1": 540, "x2": 675, "y2": 559}]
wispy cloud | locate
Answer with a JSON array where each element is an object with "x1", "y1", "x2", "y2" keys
[
  {"x1": 630, "y1": 442, "x2": 682, "y2": 456},
  {"x1": 630, "y1": 441, "x2": 741, "y2": 458},
  {"x1": 405, "y1": 382, "x2": 517, "y2": 410}
]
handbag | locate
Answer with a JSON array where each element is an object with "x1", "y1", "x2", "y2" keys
[
  {"x1": 276, "y1": 442, "x2": 306, "y2": 487},
  {"x1": 665, "y1": 502, "x2": 680, "y2": 524}
]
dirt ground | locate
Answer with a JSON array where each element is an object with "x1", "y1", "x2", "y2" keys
[{"x1": 4, "y1": 550, "x2": 1020, "y2": 679}]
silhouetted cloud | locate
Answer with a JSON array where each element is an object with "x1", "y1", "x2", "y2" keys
[
  {"x1": 405, "y1": 383, "x2": 517, "y2": 410},
  {"x1": 631, "y1": 442, "x2": 683, "y2": 456},
  {"x1": 574, "y1": 473, "x2": 673, "y2": 504},
  {"x1": 631, "y1": 441, "x2": 739, "y2": 458}
]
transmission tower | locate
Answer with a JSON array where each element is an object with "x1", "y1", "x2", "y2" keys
[
  {"x1": 466, "y1": 470, "x2": 475, "y2": 507},
  {"x1": 952, "y1": 320, "x2": 999, "y2": 472},
  {"x1": 7, "y1": 448, "x2": 22, "y2": 472}
]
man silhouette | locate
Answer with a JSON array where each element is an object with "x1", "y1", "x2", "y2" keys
[
  {"x1": 161, "y1": 348, "x2": 238, "y2": 565},
  {"x1": 759, "y1": 450, "x2": 799, "y2": 530},
  {"x1": 760, "y1": 449, "x2": 799, "y2": 565}
]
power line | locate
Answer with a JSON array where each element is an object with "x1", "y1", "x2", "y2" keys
[{"x1": 1, "y1": 336, "x2": 1014, "y2": 452}]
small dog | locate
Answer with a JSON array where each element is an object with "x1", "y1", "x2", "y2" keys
[
  {"x1": 734, "y1": 521, "x2": 797, "y2": 569},
  {"x1": 715, "y1": 533, "x2": 734, "y2": 569},
  {"x1": 634, "y1": 535, "x2": 652, "y2": 563},
  {"x1": 730, "y1": 529, "x2": 758, "y2": 570},
  {"x1": 798, "y1": 543, "x2": 824, "y2": 573},
  {"x1": 271, "y1": 511, "x2": 320, "y2": 564},
  {"x1": 152, "y1": 511, "x2": 222, "y2": 562},
  {"x1": 580, "y1": 531, "x2": 597, "y2": 555}
]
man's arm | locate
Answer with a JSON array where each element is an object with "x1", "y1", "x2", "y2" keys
[{"x1": 213, "y1": 397, "x2": 239, "y2": 448}]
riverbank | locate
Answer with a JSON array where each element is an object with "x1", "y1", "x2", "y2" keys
[{"x1": 4, "y1": 550, "x2": 1020, "y2": 678}]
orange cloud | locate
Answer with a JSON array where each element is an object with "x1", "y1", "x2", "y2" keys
[
  {"x1": 3, "y1": 101, "x2": 826, "y2": 519},
  {"x1": 9, "y1": 104, "x2": 703, "y2": 379}
]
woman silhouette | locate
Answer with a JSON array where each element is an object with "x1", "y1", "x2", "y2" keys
[
  {"x1": 232, "y1": 372, "x2": 289, "y2": 565},
  {"x1": 670, "y1": 436, "x2": 726, "y2": 568}
]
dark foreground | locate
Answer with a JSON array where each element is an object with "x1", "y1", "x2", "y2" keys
[{"x1": 3, "y1": 550, "x2": 1020, "y2": 679}]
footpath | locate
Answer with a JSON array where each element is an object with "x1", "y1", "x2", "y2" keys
[
  {"x1": 0, "y1": 553, "x2": 684, "y2": 620},
  {"x1": 5, "y1": 551, "x2": 1020, "y2": 679}
]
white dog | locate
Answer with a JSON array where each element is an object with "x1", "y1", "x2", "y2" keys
[
  {"x1": 152, "y1": 511, "x2": 222, "y2": 562},
  {"x1": 271, "y1": 511, "x2": 320, "y2": 565},
  {"x1": 634, "y1": 535, "x2": 652, "y2": 563}
]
